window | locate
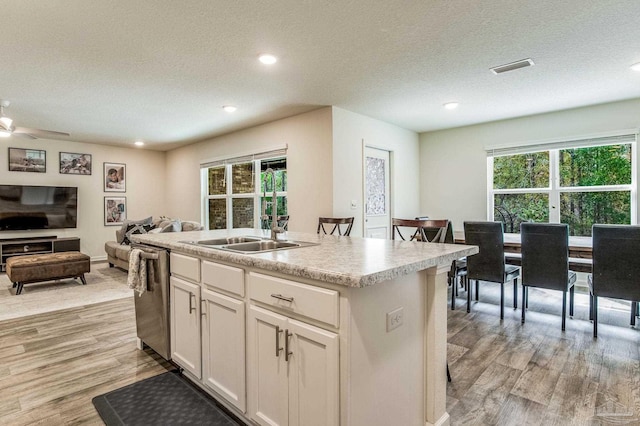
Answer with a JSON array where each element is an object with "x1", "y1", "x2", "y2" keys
[
  {"x1": 488, "y1": 134, "x2": 636, "y2": 236},
  {"x1": 201, "y1": 150, "x2": 287, "y2": 230}
]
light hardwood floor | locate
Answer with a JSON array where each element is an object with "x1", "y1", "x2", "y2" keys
[
  {"x1": 0, "y1": 297, "x2": 172, "y2": 425},
  {"x1": 448, "y1": 285, "x2": 640, "y2": 425},
  {"x1": 1, "y1": 284, "x2": 638, "y2": 425}
]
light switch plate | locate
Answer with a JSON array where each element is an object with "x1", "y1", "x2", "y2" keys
[{"x1": 386, "y1": 307, "x2": 404, "y2": 332}]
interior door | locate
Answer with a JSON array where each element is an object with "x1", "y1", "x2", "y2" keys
[{"x1": 364, "y1": 147, "x2": 391, "y2": 238}]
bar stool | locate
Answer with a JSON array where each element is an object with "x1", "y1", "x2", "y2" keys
[
  {"x1": 420, "y1": 221, "x2": 468, "y2": 310},
  {"x1": 317, "y1": 217, "x2": 354, "y2": 236},
  {"x1": 391, "y1": 218, "x2": 448, "y2": 242},
  {"x1": 262, "y1": 215, "x2": 289, "y2": 231}
]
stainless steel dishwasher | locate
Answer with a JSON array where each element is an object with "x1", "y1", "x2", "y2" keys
[{"x1": 131, "y1": 243, "x2": 171, "y2": 361}]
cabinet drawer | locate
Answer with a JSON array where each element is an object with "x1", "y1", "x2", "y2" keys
[
  {"x1": 249, "y1": 272, "x2": 339, "y2": 327},
  {"x1": 202, "y1": 261, "x2": 244, "y2": 297},
  {"x1": 171, "y1": 252, "x2": 201, "y2": 283}
]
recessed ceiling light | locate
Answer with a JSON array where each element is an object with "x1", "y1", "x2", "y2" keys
[
  {"x1": 443, "y1": 102, "x2": 459, "y2": 110},
  {"x1": 258, "y1": 54, "x2": 277, "y2": 65},
  {"x1": 223, "y1": 105, "x2": 237, "y2": 113},
  {"x1": 631, "y1": 62, "x2": 640, "y2": 71},
  {"x1": 134, "y1": 141, "x2": 144, "y2": 146}
]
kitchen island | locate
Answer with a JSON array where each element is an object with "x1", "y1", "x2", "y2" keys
[{"x1": 132, "y1": 229, "x2": 477, "y2": 426}]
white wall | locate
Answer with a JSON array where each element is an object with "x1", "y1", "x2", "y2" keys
[
  {"x1": 419, "y1": 98, "x2": 640, "y2": 234},
  {"x1": 332, "y1": 107, "x2": 420, "y2": 237},
  {"x1": 0, "y1": 138, "x2": 167, "y2": 260},
  {"x1": 164, "y1": 106, "x2": 420, "y2": 238},
  {"x1": 165, "y1": 107, "x2": 334, "y2": 233}
]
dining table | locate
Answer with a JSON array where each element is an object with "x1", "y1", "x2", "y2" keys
[{"x1": 455, "y1": 233, "x2": 593, "y2": 273}]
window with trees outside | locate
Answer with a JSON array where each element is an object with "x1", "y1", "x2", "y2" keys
[
  {"x1": 201, "y1": 151, "x2": 287, "y2": 230},
  {"x1": 488, "y1": 134, "x2": 637, "y2": 237}
]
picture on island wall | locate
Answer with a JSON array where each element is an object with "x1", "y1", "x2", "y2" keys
[
  {"x1": 104, "y1": 196, "x2": 127, "y2": 226},
  {"x1": 104, "y1": 162, "x2": 126, "y2": 192},
  {"x1": 60, "y1": 152, "x2": 92, "y2": 175},
  {"x1": 8, "y1": 148, "x2": 46, "y2": 173}
]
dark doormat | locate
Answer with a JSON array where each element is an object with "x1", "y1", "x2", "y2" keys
[{"x1": 92, "y1": 370, "x2": 244, "y2": 425}]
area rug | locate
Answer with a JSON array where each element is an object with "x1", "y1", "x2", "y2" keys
[
  {"x1": 92, "y1": 371, "x2": 242, "y2": 426},
  {"x1": 0, "y1": 262, "x2": 133, "y2": 321}
]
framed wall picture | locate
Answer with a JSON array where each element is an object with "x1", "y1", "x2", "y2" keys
[
  {"x1": 60, "y1": 152, "x2": 92, "y2": 175},
  {"x1": 104, "y1": 162, "x2": 126, "y2": 192},
  {"x1": 8, "y1": 147, "x2": 46, "y2": 173},
  {"x1": 104, "y1": 196, "x2": 127, "y2": 226}
]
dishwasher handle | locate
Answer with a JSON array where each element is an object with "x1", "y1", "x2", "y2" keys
[{"x1": 140, "y1": 251, "x2": 159, "y2": 260}]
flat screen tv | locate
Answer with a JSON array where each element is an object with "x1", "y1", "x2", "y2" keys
[{"x1": 0, "y1": 185, "x2": 78, "y2": 231}]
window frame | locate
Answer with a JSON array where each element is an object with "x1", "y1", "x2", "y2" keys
[
  {"x1": 201, "y1": 156, "x2": 287, "y2": 230},
  {"x1": 487, "y1": 140, "x2": 637, "y2": 237}
]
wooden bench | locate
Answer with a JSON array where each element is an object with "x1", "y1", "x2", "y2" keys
[{"x1": 6, "y1": 251, "x2": 90, "y2": 295}]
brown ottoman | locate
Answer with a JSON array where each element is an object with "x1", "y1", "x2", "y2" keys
[{"x1": 6, "y1": 251, "x2": 91, "y2": 295}]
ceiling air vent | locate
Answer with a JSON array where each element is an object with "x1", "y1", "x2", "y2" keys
[{"x1": 490, "y1": 58, "x2": 535, "y2": 75}]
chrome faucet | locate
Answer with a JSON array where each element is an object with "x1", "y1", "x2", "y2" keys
[{"x1": 264, "y1": 168, "x2": 284, "y2": 240}]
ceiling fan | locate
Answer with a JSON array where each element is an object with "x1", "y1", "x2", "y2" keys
[{"x1": 0, "y1": 100, "x2": 70, "y2": 139}]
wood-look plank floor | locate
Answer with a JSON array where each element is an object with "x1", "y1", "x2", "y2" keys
[
  {"x1": 448, "y1": 284, "x2": 640, "y2": 425},
  {"x1": 0, "y1": 297, "x2": 173, "y2": 425},
  {"x1": 2, "y1": 284, "x2": 638, "y2": 425}
]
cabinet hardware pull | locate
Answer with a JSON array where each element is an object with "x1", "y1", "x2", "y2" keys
[
  {"x1": 284, "y1": 329, "x2": 293, "y2": 362},
  {"x1": 189, "y1": 292, "x2": 196, "y2": 313},
  {"x1": 271, "y1": 293, "x2": 294, "y2": 303},
  {"x1": 201, "y1": 299, "x2": 206, "y2": 317},
  {"x1": 275, "y1": 326, "x2": 283, "y2": 357}
]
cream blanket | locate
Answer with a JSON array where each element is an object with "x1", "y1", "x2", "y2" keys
[{"x1": 128, "y1": 248, "x2": 147, "y2": 296}]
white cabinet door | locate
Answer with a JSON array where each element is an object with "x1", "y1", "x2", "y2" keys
[
  {"x1": 170, "y1": 276, "x2": 201, "y2": 379},
  {"x1": 248, "y1": 305, "x2": 340, "y2": 426},
  {"x1": 287, "y1": 318, "x2": 339, "y2": 426},
  {"x1": 202, "y1": 288, "x2": 246, "y2": 412},
  {"x1": 248, "y1": 305, "x2": 289, "y2": 426}
]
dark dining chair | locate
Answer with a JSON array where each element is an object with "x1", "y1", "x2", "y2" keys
[
  {"x1": 463, "y1": 221, "x2": 520, "y2": 319},
  {"x1": 589, "y1": 224, "x2": 640, "y2": 338},
  {"x1": 317, "y1": 217, "x2": 354, "y2": 236},
  {"x1": 423, "y1": 221, "x2": 468, "y2": 310},
  {"x1": 520, "y1": 223, "x2": 576, "y2": 331},
  {"x1": 391, "y1": 218, "x2": 448, "y2": 242}
]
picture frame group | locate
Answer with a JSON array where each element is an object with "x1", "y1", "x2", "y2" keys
[
  {"x1": 7, "y1": 148, "x2": 95, "y2": 175},
  {"x1": 6, "y1": 146, "x2": 130, "y2": 227}
]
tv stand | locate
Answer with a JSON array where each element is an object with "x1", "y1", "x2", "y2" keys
[
  {"x1": 0, "y1": 236, "x2": 80, "y2": 272},
  {"x1": 0, "y1": 235, "x2": 58, "y2": 242}
]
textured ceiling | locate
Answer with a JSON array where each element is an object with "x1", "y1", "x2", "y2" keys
[{"x1": 1, "y1": 0, "x2": 639, "y2": 150}]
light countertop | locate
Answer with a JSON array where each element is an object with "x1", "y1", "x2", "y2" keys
[{"x1": 132, "y1": 229, "x2": 477, "y2": 288}]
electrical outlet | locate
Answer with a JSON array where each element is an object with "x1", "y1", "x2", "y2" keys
[
  {"x1": 350, "y1": 199, "x2": 357, "y2": 209},
  {"x1": 386, "y1": 307, "x2": 404, "y2": 332}
]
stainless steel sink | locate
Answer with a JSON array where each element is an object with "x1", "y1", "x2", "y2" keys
[
  {"x1": 193, "y1": 236, "x2": 262, "y2": 246},
  {"x1": 180, "y1": 237, "x2": 317, "y2": 254},
  {"x1": 220, "y1": 240, "x2": 301, "y2": 252}
]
